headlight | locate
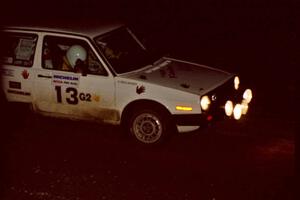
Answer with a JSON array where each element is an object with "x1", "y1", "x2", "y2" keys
[
  {"x1": 200, "y1": 95, "x2": 211, "y2": 111},
  {"x1": 243, "y1": 89, "x2": 253, "y2": 103},
  {"x1": 241, "y1": 100, "x2": 249, "y2": 115},
  {"x1": 234, "y1": 76, "x2": 240, "y2": 90},
  {"x1": 225, "y1": 100, "x2": 233, "y2": 116}
]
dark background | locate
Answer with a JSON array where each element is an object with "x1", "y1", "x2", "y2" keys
[{"x1": 0, "y1": 0, "x2": 299, "y2": 199}]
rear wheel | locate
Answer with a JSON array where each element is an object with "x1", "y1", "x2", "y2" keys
[{"x1": 127, "y1": 107, "x2": 171, "y2": 144}]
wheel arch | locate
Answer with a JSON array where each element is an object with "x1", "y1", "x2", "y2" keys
[{"x1": 120, "y1": 99, "x2": 172, "y2": 125}]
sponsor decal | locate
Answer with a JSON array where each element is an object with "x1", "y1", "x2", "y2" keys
[
  {"x1": 7, "y1": 89, "x2": 30, "y2": 96},
  {"x1": 1, "y1": 69, "x2": 14, "y2": 77},
  {"x1": 92, "y1": 95, "x2": 100, "y2": 102},
  {"x1": 118, "y1": 80, "x2": 137, "y2": 85},
  {"x1": 15, "y1": 38, "x2": 35, "y2": 61},
  {"x1": 9, "y1": 81, "x2": 21, "y2": 89},
  {"x1": 52, "y1": 74, "x2": 80, "y2": 87},
  {"x1": 136, "y1": 85, "x2": 145, "y2": 94},
  {"x1": 22, "y1": 70, "x2": 29, "y2": 79}
]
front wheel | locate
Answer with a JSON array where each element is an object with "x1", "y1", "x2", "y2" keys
[{"x1": 128, "y1": 108, "x2": 171, "y2": 144}]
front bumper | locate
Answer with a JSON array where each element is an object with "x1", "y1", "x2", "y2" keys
[
  {"x1": 174, "y1": 77, "x2": 253, "y2": 126},
  {"x1": 173, "y1": 113, "x2": 212, "y2": 126}
]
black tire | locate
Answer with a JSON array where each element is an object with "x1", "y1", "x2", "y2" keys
[{"x1": 127, "y1": 107, "x2": 172, "y2": 144}]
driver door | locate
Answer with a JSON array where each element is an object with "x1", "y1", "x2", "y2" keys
[{"x1": 33, "y1": 34, "x2": 116, "y2": 122}]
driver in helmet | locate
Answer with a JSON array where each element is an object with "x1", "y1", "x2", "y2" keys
[{"x1": 62, "y1": 45, "x2": 87, "y2": 73}]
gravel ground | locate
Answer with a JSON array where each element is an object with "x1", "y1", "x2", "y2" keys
[{"x1": 0, "y1": 98, "x2": 296, "y2": 200}]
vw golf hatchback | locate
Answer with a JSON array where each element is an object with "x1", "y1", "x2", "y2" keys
[{"x1": 0, "y1": 21, "x2": 253, "y2": 144}]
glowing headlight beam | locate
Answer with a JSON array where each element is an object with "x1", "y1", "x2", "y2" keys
[
  {"x1": 234, "y1": 76, "x2": 240, "y2": 90},
  {"x1": 241, "y1": 100, "x2": 249, "y2": 115},
  {"x1": 233, "y1": 104, "x2": 242, "y2": 120},
  {"x1": 225, "y1": 100, "x2": 233, "y2": 116},
  {"x1": 243, "y1": 89, "x2": 253, "y2": 103},
  {"x1": 200, "y1": 95, "x2": 211, "y2": 111}
]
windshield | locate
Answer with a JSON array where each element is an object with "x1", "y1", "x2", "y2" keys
[{"x1": 94, "y1": 28, "x2": 156, "y2": 74}]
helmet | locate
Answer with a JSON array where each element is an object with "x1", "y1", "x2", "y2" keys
[{"x1": 66, "y1": 45, "x2": 87, "y2": 68}]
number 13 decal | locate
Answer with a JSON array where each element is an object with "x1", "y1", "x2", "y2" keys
[{"x1": 55, "y1": 86, "x2": 91, "y2": 104}]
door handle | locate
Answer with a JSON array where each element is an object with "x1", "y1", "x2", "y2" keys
[{"x1": 38, "y1": 74, "x2": 52, "y2": 78}]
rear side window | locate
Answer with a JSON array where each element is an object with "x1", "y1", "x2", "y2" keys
[{"x1": 1, "y1": 32, "x2": 38, "y2": 67}]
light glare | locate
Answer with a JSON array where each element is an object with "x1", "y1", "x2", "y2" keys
[
  {"x1": 234, "y1": 76, "x2": 240, "y2": 90},
  {"x1": 233, "y1": 104, "x2": 242, "y2": 120},
  {"x1": 200, "y1": 95, "x2": 211, "y2": 111},
  {"x1": 241, "y1": 100, "x2": 249, "y2": 115},
  {"x1": 225, "y1": 100, "x2": 233, "y2": 116},
  {"x1": 243, "y1": 89, "x2": 253, "y2": 103}
]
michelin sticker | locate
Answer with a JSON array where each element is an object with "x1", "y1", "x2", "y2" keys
[{"x1": 52, "y1": 74, "x2": 80, "y2": 87}]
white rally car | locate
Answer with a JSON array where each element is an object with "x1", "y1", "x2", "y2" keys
[{"x1": 0, "y1": 22, "x2": 253, "y2": 144}]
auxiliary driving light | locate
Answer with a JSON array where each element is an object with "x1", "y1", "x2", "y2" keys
[
  {"x1": 234, "y1": 76, "x2": 240, "y2": 90},
  {"x1": 233, "y1": 104, "x2": 242, "y2": 120},
  {"x1": 241, "y1": 100, "x2": 249, "y2": 115},
  {"x1": 225, "y1": 100, "x2": 233, "y2": 116},
  {"x1": 200, "y1": 95, "x2": 211, "y2": 111},
  {"x1": 243, "y1": 89, "x2": 253, "y2": 103}
]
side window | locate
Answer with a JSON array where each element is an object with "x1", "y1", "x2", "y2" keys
[
  {"x1": 42, "y1": 36, "x2": 107, "y2": 76},
  {"x1": 1, "y1": 33, "x2": 38, "y2": 67}
]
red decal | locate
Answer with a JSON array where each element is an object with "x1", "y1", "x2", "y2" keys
[
  {"x1": 22, "y1": 70, "x2": 29, "y2": 79},
  {"x1": 136, "y1": 85, "x2": 145, "y2": 94}
]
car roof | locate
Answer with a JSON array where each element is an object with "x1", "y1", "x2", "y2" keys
[{"x1": 2, "y1": 19, "x2": 124, "y2": 38}]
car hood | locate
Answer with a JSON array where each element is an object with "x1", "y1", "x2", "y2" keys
[{"x1": 120, "y1": 57, "x2": 233, "y2": 95}]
